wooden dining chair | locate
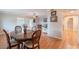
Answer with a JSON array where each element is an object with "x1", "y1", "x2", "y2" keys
[
  {"x1": 24, "y1": 30, "x2": 41, "y2": 49},
  {"x1": 15, "y1": 26, "x2": 22, "y2": 34},
  {"x1": 37, "y1": 25, "x2": 42, "y2": 30},
  {"x1": 3, "y1": 29, "x2": 20, "y2": 49},
  {"x1": 32, "y1": 26, "x2": 37, "y2": 31},
  {"x1": 23, "y1": 25, "x2": 27, "y2": 34}
]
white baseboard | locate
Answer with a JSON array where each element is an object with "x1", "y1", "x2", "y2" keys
[{"x1": 46, "y1": 35, "x2": 62, "y2": 40}]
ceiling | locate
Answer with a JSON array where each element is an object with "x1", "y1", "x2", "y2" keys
[
  {"x1": 0, "y1": 9, "x2": 79, "y2": 17},
  {"x1": 0, "y1": 9, "x2": 49, "y2": 17}
]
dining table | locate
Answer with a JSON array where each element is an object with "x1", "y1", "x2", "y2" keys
[{"x1": 10, "y1": 30, "x2": 34, "y2": 49}]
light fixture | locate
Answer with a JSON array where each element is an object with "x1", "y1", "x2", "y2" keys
[
  {"x1": 32, "y1": 13, "x2": 38, "y2": 19},
  {"x1": 32, "y1": 13, "x2": 36, "y2": 19}
]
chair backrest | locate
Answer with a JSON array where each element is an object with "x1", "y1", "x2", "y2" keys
[
  {"x1": 3, "y1": 29, "x2": 11, "y2": 48},
  {"x1": 32, "y1": 26, "x2": 37, "y2": 31},
  {"x1": 23, "y1": 25, "x2": 27, "y2": 34},
  {"x1": 37, "y1": 25, "x2": 42, "y2": 30},
  {"x1": 32, "y1": 30, "x2": 41, "y2": 48},
  {"x1": 15, "y1": 26, "x2": 22, "y2": 34}
]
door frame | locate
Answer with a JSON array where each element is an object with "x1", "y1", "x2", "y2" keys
[{"x1": 62, "y1": 15, "x2": 78, "y2": 48}]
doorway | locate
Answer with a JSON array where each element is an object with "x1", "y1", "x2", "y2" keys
[{"x1": 63, "y1": 15, "x2": 78, "y2": 48}]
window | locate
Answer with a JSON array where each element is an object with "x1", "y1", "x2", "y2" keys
[{"x1": 17, "y1": 17, "x2": 25, "y2": 26}]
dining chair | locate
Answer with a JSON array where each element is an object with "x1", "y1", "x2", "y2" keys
[
  {"x1": 32, "y1": 26, "x2": 37, "y2": 31},
  {"x1": 37, "y1": 25, "x2": 42, "y2": 30},
  {"x1": 24, "y1": 30, "x2": 41, "y2": 49},
  {"x1": 3, "y1": 29, "x2": 20, "y2": 49},
  {"x1": 23, "y1": 25, "x2": 27, "y2": 34},
  {"x1": 15, "y1": 26, "x2": 22, "y2": 34}
]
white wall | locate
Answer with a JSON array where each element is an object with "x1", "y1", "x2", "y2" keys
[
  {"x1": 0, "y1": 13, "x2": 17, "y2": 32},
  {"x1": 47, "y1": 11, "x2": 63, "y2": 39},
  {"x1": 77, "y1": 16, "x2": 79, "y2": 44},
  {"x1": 0, "y1": 13, "x2": 3, "y2": 28}
]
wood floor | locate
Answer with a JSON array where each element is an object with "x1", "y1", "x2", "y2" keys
[
  {"x1": 1, "y1": 31, "x2": 78, "y2": 49},
  {"x1": 0, "y1": 32, "x2": 64, "y2": 49},
  {"x1": 40, "y1": 33, "x2": 64, "y2": 49},
  {"x1": 0, "y1": 32, "x2": 78, "y2": 49}
]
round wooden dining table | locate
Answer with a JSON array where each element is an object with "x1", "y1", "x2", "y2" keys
[{"x1": 10, "y1": 30, "x2": 33, "y2": 49}]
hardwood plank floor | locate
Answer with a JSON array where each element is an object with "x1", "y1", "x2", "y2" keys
[
  {"x1": 1, "y1": 32, "x2": 78, "y2": 49},
  {"x1": 0, "y1": 32, "x2": 64, "y2": 49},
  {"x1": 40, "y1": 33, "x2": 64, "y2": 49}
]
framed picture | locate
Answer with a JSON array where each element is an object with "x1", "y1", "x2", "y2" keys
[
  {"x1": 51, "y1": 11, "x2": 56, "y2": 16},
  {"x1": 50, "y1": 16, "x2": 57, "y2": 22}
]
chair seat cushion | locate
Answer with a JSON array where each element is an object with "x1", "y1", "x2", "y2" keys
[
  {"x1": 24, "y1": 41, "x2": 38, "y2": 48},
  {"x1": 10, "y1": 40, "x2": 19, "y2": 47}
]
